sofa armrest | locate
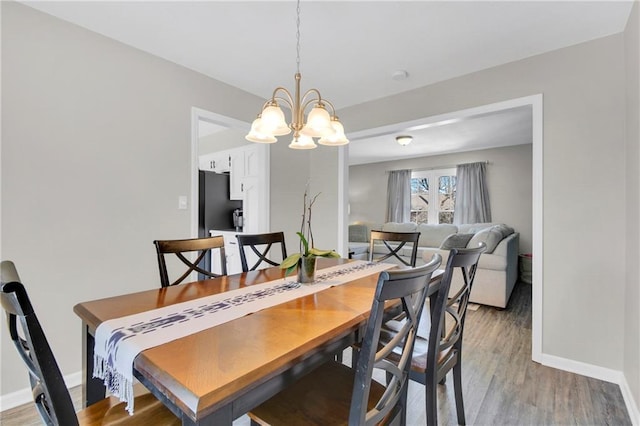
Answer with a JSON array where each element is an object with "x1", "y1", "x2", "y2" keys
[{"x1": 492, "y1": 232, "x2": 519, "y2": 286}]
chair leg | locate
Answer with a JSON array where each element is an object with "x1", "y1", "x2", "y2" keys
[
  {"x1": 426, "y1": 371, "x2": 438, "y2": 426},
  {"x1": 453, "y1": 362, "x2": 466, "y2": 425},
  {"x1": 400, "y1": 380, "x2": 409, "y2": 425}
]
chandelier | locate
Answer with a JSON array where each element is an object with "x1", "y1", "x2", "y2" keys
[{"x1": 245, "y1": 0, "x2": 348, "y2": 149}]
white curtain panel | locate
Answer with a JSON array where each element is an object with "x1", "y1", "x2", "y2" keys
[
  {"x1": 386, "y1": 169, "x2": 411, "y2": 222},
  {"x1": 454, "y1": 162, "x2": 492, "y2": 224}
]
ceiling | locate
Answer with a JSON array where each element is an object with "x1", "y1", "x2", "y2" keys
[{"x1": 22, "y1": 1, "x2": 634, "y2": 164}]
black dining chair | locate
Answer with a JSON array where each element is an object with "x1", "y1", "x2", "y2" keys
[
  {"x1": 236, "y1": 232, "x2": 287, "y2": 272},
  {"x1": 0, "y1": 260, "x2": 180, "y2": 426},
  {"x1": 153, "y1": 236, "x2": 226, "y2": 287},
  {"x1": 247, "y1": 254, "x2": 442, "y2": 426},
  {"x1": 380, "y1": 243, "x2": 486, "y2": 426},
  {"x1": 369, "y1": 230, "x2": 421, "y2": 267}
]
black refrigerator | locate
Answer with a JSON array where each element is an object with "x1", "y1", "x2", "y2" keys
[{"x1": 198, "y1": 171, "x2": 242, "y2": 274}]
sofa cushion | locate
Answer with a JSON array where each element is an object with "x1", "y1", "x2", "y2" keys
[
  {"x1": 381, "y1": 222, "x2": 418, "y2": 233},
  {"x1": 416, "y1": 224, "x2": 458, "y2": 247},
  {"x1": 440, "y1": 233, "x2": 474, "y2": 250},
  {"x1": 467, "y1": 224, "x2": 514, "y2": 253},
  {"x1": 456, "y1": 223, "x2": 494, "y2": 234}
]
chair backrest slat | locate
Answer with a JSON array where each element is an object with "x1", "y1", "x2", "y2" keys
[
  {"x1": 427, "y1": 244, "x2": 486, "y2": 376},
  {"x1": 236, "y1": 232, "x2": 287, "y2": 272},
  {"x1": 349, "y1": 254, "x2": 442, "y2": 425},
  {"x1": 1, "y1": 260, "x2": 79, "y2": 426},
  {"x1": 368, "y1": 230, "x2": 421, "y2": 267},
  {"x1": 154, "y1": 236, "x2": 226, "y2": 287}
]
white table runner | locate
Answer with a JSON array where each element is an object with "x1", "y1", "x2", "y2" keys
[{"x1": 93, "y1": 260, "x2": 395, "y2": 414}]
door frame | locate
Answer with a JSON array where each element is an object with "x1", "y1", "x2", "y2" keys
[
  {"x1": 190, "y1": 107, "x2": 270, "y2": 238},
  {"x1": 341, "y1": 94, "x2": 543, "y2": 362}
]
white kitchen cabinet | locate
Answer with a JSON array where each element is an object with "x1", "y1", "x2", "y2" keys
[
  {"x1": 199, "y1": 151, "x2": 230, "y2": 173},
  {"x1": 201, "y1": 143, "x2": 268, "y2": 234},
  {"x1": 229, "y1": 144, "x2": 263, "y2": 201},
  {"x1": 229, "y1": 149, "x2": 245, "y2": 200}
]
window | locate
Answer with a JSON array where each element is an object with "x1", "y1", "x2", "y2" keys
[{"x1": 410, "y1": 168, "x2": 457, "y2": 224}]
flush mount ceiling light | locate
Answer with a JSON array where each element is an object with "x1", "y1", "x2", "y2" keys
[
  {"x1": 245, "y1": 0, "x2": 348, "y2": 150},
  {"x1": 396, "y1": 135, "x2": 413, "y2": 146}
]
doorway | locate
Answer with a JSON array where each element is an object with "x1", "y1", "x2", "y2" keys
[
  {"x1": 340, "y1": 94, "x2": 543, "y2": 361},
  {"x1": 189, "y1": 107, "x2": 271, "y2": 238}
]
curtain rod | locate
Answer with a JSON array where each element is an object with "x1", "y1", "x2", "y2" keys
[{"x1": 385, "y1": 161, "x2": 489, "y2": 174}]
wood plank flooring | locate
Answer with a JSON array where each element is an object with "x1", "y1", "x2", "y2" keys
[{"x1": 0, "y1": 282, "x2": 631, "y2": 425}]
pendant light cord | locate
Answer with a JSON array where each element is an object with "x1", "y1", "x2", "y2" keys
[{"x1": 296, "y1": 0, "x2": 301, "y2": 75}]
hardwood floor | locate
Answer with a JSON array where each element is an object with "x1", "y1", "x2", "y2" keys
[{"x1": 1, "y1": 282, "x2": 631, "y2": 425}]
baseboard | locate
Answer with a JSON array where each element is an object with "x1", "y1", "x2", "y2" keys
[
  {"x1": 0, "y1": 370, "x2": 82, "y2": 412},
  {"x1": 541, "y1": 353, "x2": 639, "y2": 425},
  {"x1": 620, "y1": 376, "x2": 640, "y2": 426},
  {"x1": 540, "y1": 353, "x2": 623, "y2": 383}
]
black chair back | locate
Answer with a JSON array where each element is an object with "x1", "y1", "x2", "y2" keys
[
  {"x1": 236, "y1": 232, "x2": 287, "y2": 272},
  {"x1": 1, "y1": 260, "x2": 79, "y2": 426},
  {"x1": 420, "y1": 243, "x2": 486, "y2": 425},
  {"x1": 349, "y1": 254, "x2": 441, "y2": 425},
  {"x1": 368, "y1": 230, "x2": 421, "y2": 267},
  {"x1": 153, "y1": 236, "x2": 226, "y2": 287}
]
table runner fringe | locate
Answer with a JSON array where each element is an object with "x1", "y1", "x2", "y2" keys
[{"x1": 93, "y1": 353, "x2": 135, "y2": 415}]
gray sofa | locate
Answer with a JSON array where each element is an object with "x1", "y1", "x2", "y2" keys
[{"x1": 348, "y1": 222, "x2": 520, "y2": 308}]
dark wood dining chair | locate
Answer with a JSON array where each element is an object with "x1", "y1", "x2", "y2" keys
[
  {"x1": 247, "y1": 254, "x2": 442, "y2": 426},
  {"x1": 153, "y1": 236, "x2": 226, "y2": 287},
  {"x1": 236, "y1": 232, "x2": 287, "y2": 272},
  {"x1": 369, "y1": 230, "x2": 421, "y2": 267},
  {"x1": 380, "y1": 243, "x2": 486, "y2": 426},
  {"x1": 0, "y1": 260, "x2": 180, "y2": 426}
]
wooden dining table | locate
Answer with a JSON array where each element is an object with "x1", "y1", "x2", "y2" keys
[{"x1": 74, "y1": 258, "x2": 442, "y2": 425}]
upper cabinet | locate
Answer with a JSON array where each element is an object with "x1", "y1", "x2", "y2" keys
[
  {"x1": 229, "y1": 149, "x2": 246, "y2": 200},
  {"x1": 199, "y1": 151, "x2": 231, "y2": 173},
  {"x1": 229, "y1": 144, "x2": 263, "y2": 200}
]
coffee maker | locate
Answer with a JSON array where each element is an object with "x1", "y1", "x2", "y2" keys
[{"x1": 232, "y1": 208, "x2": 243, "y2": 231}]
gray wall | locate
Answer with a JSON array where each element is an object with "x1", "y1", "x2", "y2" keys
[
  {"x1": 624, "y1": 1, "x2": 640, "y2": 414},
  {"x1": 340, "y1": 34, "x2": 627, "y2": 374},
  {"x1": 0, "y1": 2, "x2": 337, "y2": 397},
  {"x1": 349, "y1": 144, "x2": 533, "y2": 253},
  {"x1": 199, "y1": 128, "x2": 247, "y2": 154}
]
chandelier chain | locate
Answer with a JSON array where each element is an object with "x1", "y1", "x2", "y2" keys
[{"x1": 296, "y1": 0, "x2": 301, "y2": 75}]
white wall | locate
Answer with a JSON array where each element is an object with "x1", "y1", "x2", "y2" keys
[
  {"x1": 340, "y1": 34, "x2": 627, "y2": 374},
  {"x1": 0, "y1": 2, "x2": 275, "y2": 398},
  {"x1": 624, "y1": 0, "x2": 640, "y2": 417},
  {"x1": 349, "y1": 144, "x2": 533, "y2": 253}
]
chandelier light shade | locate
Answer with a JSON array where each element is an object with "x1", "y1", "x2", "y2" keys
[
  {"x1": 396, "y1": 135, "x2": 413, "y2": 146},
  {"x1": 245, "y1": 0, "x2": 348, "y2": 149}
]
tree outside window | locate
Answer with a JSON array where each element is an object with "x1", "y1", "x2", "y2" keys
[{"x1": 410, "y1": 169, "x2": 456, "y2": 224}]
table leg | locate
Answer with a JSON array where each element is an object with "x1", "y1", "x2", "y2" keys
[
  {"x1": 181, "y1": 409, "x2": 232, "y2": 426},
  {"x1": 81, "y1": 323, "x2": 105, "y2": 407}
]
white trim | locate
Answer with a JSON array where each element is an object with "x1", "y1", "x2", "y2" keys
[
  {"x1": 190, "y1": 108, "x2": 253, "y2": 240},
  {"x1": 530, "y1": 94, "x2": 544, "y2": 363},
  {"x1": 347, "y1": 95, "x2": 543, "y2": 143},
  {"x1": 342, "y1": 94, "x2": 545, "y2": 363},
  {"x1": 0, "y1": 371, "x2": 82, "y2": 412},
  {"x1": 541, "y1": 354, "x2": 638, "y2": 424},
  {"x1": 541, "y1": 353, "x2": 622, "y2": 384},
  {"x1": 337, "y1": 144, "x2": 349, "y2": 257},
  {"x1": 620, "y1": 376, "x2": 640, "y2": 426}
]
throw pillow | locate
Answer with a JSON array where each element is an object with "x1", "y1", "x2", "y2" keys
[
  {"x1": 440, "y1": 233, "x2": 474, "y2": 250},
  {"x1": 467, "y1": 226, "x2": 504, "y2": 253}
]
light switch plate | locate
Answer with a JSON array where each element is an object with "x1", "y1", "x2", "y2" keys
[{"x1": 178, "y1": 196, "x2": 188, "y2": 210}]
